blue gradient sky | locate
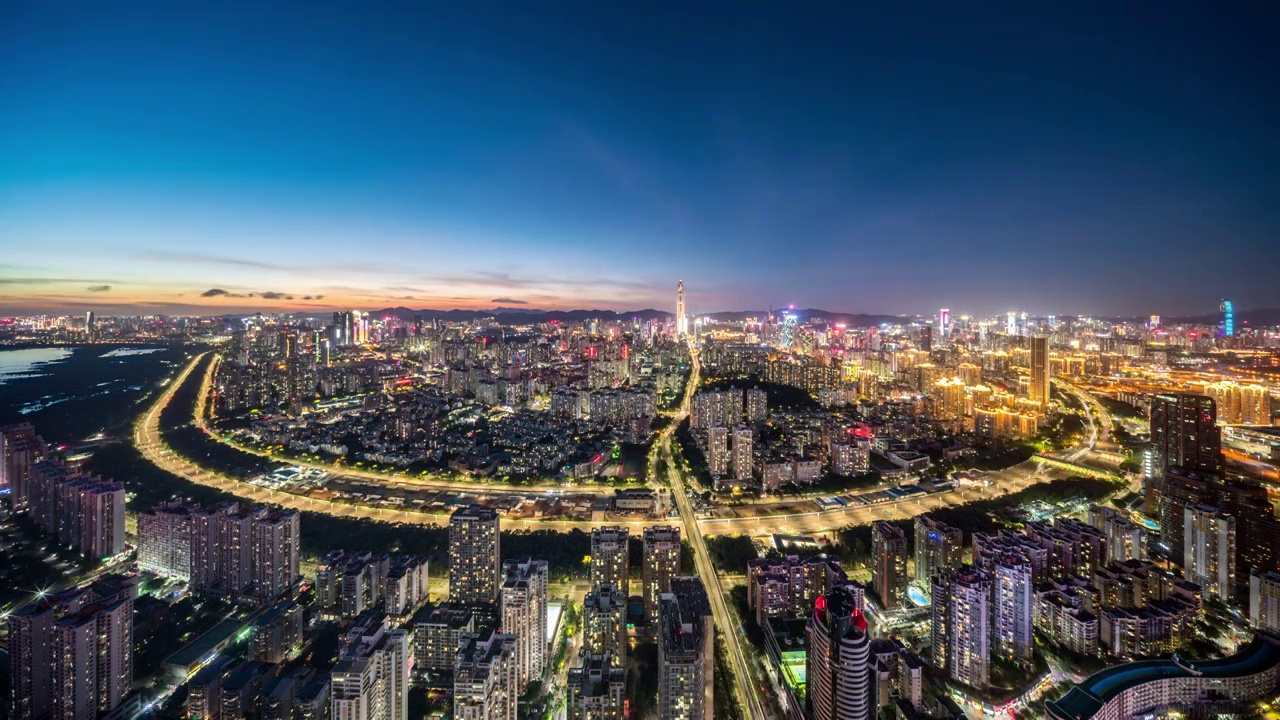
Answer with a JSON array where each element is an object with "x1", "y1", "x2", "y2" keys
[{"x1": 2, "y1": 2, "x2": 1278, "y2": 316}]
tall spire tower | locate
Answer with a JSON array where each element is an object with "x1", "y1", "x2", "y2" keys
[{"x1": 675, "y1": 281, "x2": 688, "y2": 337}]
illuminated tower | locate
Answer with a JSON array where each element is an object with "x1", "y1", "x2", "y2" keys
[
  {"x1": 1221, "y1": 299, "x2": 1234, "y2": 337},
  {"x1": 449, "y1": 505, "x2": 500, "y2": 603},
  {"x1": 675, "y1": 281, "x2": 688, "y2": 337},
  {"x1": 807, "y1": 583, "x2": 873, "y2": 720},
  {"x1": 871, "y1": 521, "x2": 908, "y2": 610},
  {"x1": 1029, "y1": 336, "x2": 1050, "y2": 408},
  {"x1": 939, "y1": 308, "x2": 951, "y2": 338}
]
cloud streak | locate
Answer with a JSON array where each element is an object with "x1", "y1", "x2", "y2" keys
[
  {"x1": 87, "y1": 285, "x2": 112, "y2": 292},
  {"x1": 201, "y1": 288, "x2": 316, "y2": 300},
  {"x1": 491, "y1": 297, "x2": 527, "y2": 304},
  {"x1": 141, "y1": 250, "x2": 299, "y2": 272}
]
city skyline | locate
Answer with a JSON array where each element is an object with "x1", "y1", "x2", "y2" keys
[{"x1": 4, "y1": 4, "x2": 1279, "y2": 316}]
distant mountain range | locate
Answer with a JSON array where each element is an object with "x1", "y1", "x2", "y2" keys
[
  {"x1": 327, "y1": 306, "x2": 1280, "y2": 328},
  {"x1": 367, "y1": 306, "x2": 911, "y2": 327}
]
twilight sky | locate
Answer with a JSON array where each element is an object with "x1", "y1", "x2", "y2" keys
[{"x1": 2, "y1": 2, "x2": 1278, "y2": 317}]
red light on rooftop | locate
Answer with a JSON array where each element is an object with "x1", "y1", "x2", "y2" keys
[
  {"x1": 852, "y1": 606, "x2": 867, "y2": 632},
  {"x1": 815, "y1": 595, "x2": 826, "y2": 612}
]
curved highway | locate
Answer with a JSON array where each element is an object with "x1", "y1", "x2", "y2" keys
[
  {"x1": 134, "y1": 353, "x2": 669, "y2": 532},
  {"x1": 193, "y1": 354, "x2": 626, "y2": 497}
]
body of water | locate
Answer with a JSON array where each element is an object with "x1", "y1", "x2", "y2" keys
[
  {"x1": 0, "y1": 347, "x2": 75, "y2": 384},
  {"x1": 0, "y1": 345, "x2": 194, "y2": 445}
]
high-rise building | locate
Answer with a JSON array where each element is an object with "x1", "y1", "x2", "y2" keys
[
  {"x1": 929, "y1": 573, "x2": 952, "y2": 675},
  {"x1": 992, "y1": 555, "x2": 1034, "y2": 662},
  {"x1": 330, "y1": 614, "x2": 410, "y2": 720},
  {"x1": 1183, "y1": 504, "x2": 1236, "y2": 601},
  {"x1": 250, "y1": 600, "x2": 305, "y2": 664},
  {"x1": 1147, "y1": 393, "x2": 1221, "y2": 515},
  {"x1": 706, "y1": 425, "x2": 729, "y2": 477},
  {"x1": 1087, "y1": 504, "x2": 1148, "y2": 564},
  {"x1": 137, "y1": 500, "x2": 195, "y2": 581},
  {"x1": 590, "y1": 527, "x2": 629, "y2": 597},
  {"x1": 76, "y1": 476, "x2": 126, "y2": 558},
  {"x1": 0, "y1": 423, "x2": 47, "y2": 511},
  {"x1": 25, "y1": 459, "x2": 125, "y2": 559},
  {"x1": 746, "y1": 555, "x2": 849, "y2": 625},
  {"x1": 938, "y1": 566, "x2": 992, "y2": 689},
  {"x1": 658, "y1": 577, "x2": 712, "y2": 720},
  {"x1": 566, "y1": 652, "x2": 626, "y2": 720},
  {"x1": 384, "y1": 555, "x2": 430, "y2": 622},
  {"x1": 190, "y1": 502, "x2": 235, "y2": 593},
  {"x1": 251, "y1": 509, "x2": 301, "y2": 602},
  {"x1": 8, "y1": 574, "x2": 137, "y2": 720},
  {"x1": 316, "y1": 550, "x2": 389, "y2": 621},
  {"x1": 1222, "y1": 299, "x2": 1234, "y2": 337},
  {"x1": 1249, "y1": 570, "x2": 1280, "y2": 634},
  {"x1": 500, "y1": 558, "x2": 548, "y2": 693},
  {"x1": 745, "y1": 387, "x2": 768, "y2": 424},
  {"x1": 939, "y1": 308, "x2": 951, "y2": 337},
  {"x1": 1160, "y1": 467, "x2": 1280, "y2": 594},
  {"x1": 1029, "y1": 335, "x2": 1050, "y2": 408},
  {"x1": 409, "y1": 602, "x2": 496, "y2": 676},
  {"x1": 914, "y1": 516, "x2": 963, "y2": 596},
  {"x1": 675, "y1": 281, "x2": 688, "y2": 338},
  {"x1": 871, "y1": 521, "x2": 908, "y2": 610},
  {"x1": 1242, "y1": 384, "x2": 1273, "y2": 426},
  {"x1": 933, "y1": 377, "x2": 966, "y2": 420},
  {"x1": 582, "y1": 583, "x2": 628, "y2": 666},
  {"x1": 642, "y1": 526, "x2": 681, "y2": 625},
  {"x1": 806, "y1": 582, "x2": 873, "y2": 720},
  {"x1": 731, "y1": 425, "x2": 752, "y2": 482},
  {"x1": 453, "y1": 628, "x2": 518, "y2": 720},
  {"x1": 449, "y1": 505, "x2": 501, "y2": 604}
]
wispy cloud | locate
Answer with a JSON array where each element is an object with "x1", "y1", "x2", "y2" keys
[
  {"x1": 87, "y1": 285, "x2": 112, "y2": 292},
  {"x1": 201, "y1": 288, "x2": 301, "y2": 300},
  {"x1": 141, "y1": 250, "x2": 299, "y2": 272},
  {"x1": 491, "y1": 297, "x2": 528, "y2": 304},
  {"x1": 0, "y1": 277, "x2": 118, "y2": 285}
]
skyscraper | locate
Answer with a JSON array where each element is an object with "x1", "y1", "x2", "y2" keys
[
  {"x1": 952, "y1": 567, "x2": 993, "y2": 689},
  {"x1": 914, "y1": 515, "x2": 963, "y2": 597},
  {"x1": 251, "y1": 509, "x2": 301, "y2": 602},
  {"x1": 871, "y1": 521, "x2": 908, "y2": 610},
  {"x1": 806, "y1": 582, "x2": 873, "y2": 720},
  {"x1": 992, "y1": 555, "x2": 1034, "y2": 662},
  {"x1": 1222, "y1": 299, "x2": 1235, "y2": 337},
  {"x1": 1148, "y1": 393, "x2": 1221, "y2": 515},
  {"x1": 0, "y1": 423, "x2": 47, "y2": 511},
  {"x1": 731, "y1": 425, "x2": 752, "y2": 482},
  {"x1": 675, "y1": 281, "x2": 688, "y2": 338},
  {"x1": 643, "y1": 526, "x2": 681, "y2": 625},
  {"x1": 582, "y1": 583, "x2": 628, "y2": 665},
  {"x1": 138, "y1": 500, "x2": 195, "y2": 581},
  {"x1": 590, "y1": 527, "x2": 630, "y2": 597},
  {"x1": 450, "y1": 505, "x2": 501, "y2": 604},
  {"x1": 939, "y1": 308, "x2": 951, "y2": 337},
  {"x1": 8, "y1": 574, "x2": 138, "y2": 720},
  {"x1": 330, "y1": 615, "x2": 411, "y2": 720},
  {"x1": 1184, "y1": 504, "x2": 1236, "y2": 601},
  {"x1": 658, "y1": 577, "x2": 712, "y2": 720},
  {"x1": 1087, "y1": 504, "x2": 1148, "y2": 564},
  {"x1": 500, "y1": 558, "x2": 549, "y2": 693},
  {"x1": 929, "y1": 573, "x2": 952, "y2": 675},
  {"x1": 1029, "y1": 335, "x2": 1050, "y2": 408},
  {"x1": 937, "y1": 566, "x2": 992, "y2": 689},
  {"x1": 1161, "y1": 467, "x2": 1280, "y2": 592}
]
